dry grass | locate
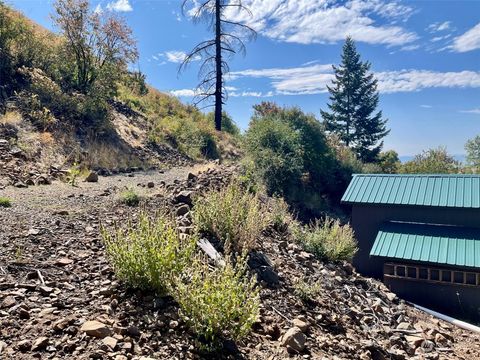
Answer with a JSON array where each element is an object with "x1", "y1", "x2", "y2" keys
[
  {"x1": 83, "y1": 140, "x2": 145, "y2": 170},
  {"x1": 0, "y1": 111, "x2": 23, "y2": 126}
]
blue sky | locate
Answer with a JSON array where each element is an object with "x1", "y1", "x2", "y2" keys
[{"x1": 8, "y1": 0, "x2": 480, "y2": 156}]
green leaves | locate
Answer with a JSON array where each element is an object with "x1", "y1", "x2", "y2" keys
[
  {"x1": 194, "y1": 183, "x2": 267, "y2": 253},
  {"x1": 294, "y1": 217, "x2": 358, "y2": 262},
  {"x1": 102, "y1": 212, "x2": 196, "y2": 294},
  {"x1": 173, "y1": 255, "x2": 260, "y2": 347}
]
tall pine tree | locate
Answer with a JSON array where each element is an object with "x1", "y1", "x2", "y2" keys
[{"x1": 321, "y1": 37, "x2": 389, "y2": 163}]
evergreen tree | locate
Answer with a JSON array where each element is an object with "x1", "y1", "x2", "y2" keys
[{"x1": 321, "y1": 37, "x2": 389, "y2": 162}]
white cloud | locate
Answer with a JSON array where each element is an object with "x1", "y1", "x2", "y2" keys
[
  {"x1": 399, "y1": 44, "x2": 420, "y2": 51},
  {"x1": 94, "y1": 4, "x2": 103, "y2": 14},
  {"x1": 231, "y1": 64, "x2": 480, "y2": 95},
  {"x1": 451, "y1": 23, "x2": 480, "y2": 53},
  {"x1": 427, "y1": 21, "x2": 452, "y2": 33},
  {"x1": 170, "y1": 88, "x2": 272, "y2": 98},
  {"x1": 460, "y1": 108, "x2": 480, "y2": 114},
  {"x1": 106, "y1": 0, "x2": 133, "y2": 12},
  {"x1": 165, "y1": 51, "x2": 188, "y2": 63},
  {"x1": 431, "y1": 34, "x2": 451, "y2": 43},
  {"x1": 160, "y1": 51, "x2": 201, "y2": 64},
  {"x1": 170, "y1": 89, "x2": 198, "y2": 97},
  {"x1": 376, "y1": 70, "x2": 480, "y2": 93},
  {"x1": 420, "y1": 105, "x2": 432, "y2": 108},
  {"x1": 224, "y1": 0, "x2": 417, "y2": 46}
]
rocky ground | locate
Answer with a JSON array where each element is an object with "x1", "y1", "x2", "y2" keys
[{"x1": 1, "y1": 165, "x2": 480, "y2": 360}]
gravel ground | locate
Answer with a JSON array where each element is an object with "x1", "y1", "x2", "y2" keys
[{"x1": 1, "y1": 164, "x2": 480, "y2": 360}]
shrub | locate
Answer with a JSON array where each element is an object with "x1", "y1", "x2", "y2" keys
[
  {"x1": 294, "y1": 217, "x2": 357, "y2": 262},
  {"x1": 293, "y1": 279, "x2": 322, "y2": 303},
  {"x1": 102, "y1": 212, "x2": 196, "y2": 293},
  {"x1": 267, "y1": 196, "x2": 293, "y2": 233},
  {"x1": 194, "y1": 183, "x2": 267, "y2": 253},
  {"x1": 244, "y1": 103, "x2": 336, "y2": 215},
  {"x1": 0, "y1": 197, "x2": 11, "y2": 208},
  {"x1": 400, "y1": 147, "x2": 460, "y2": 174},
  {"x1": 173, "y1": 255, "x2": 260, "y2": 347},
  {"x1": 206, "y1": 111, "x2": 240, "y2": 137},
  {"x1": 66, "y1": 163, "x2": 80, "y2": 186},
  {"x1": 152, "y1": 114, "x2": 219, "y2": 159},
  {"x1": 120, "y1": 188, "x2": 140, "y2": 206}
]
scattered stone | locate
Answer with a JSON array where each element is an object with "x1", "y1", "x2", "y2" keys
[
  {"x1": 17, "y1": 340, "x2": 31, "y2": 352},
  {"x1": 55, "y1": 258, "x2": 73, "y2": 266},
  {"x1": 173, "y1": 190, "x2": 193, "y2": 205},
  {"x1": 281, "y1": 327, "x2": 306, "y2": 353},
  {"x1": 31, "y1": 337, "x2": 48, "y2": 351},
  {"x1": 176, "y1": 204, "x2": 190, "y2": 217},
  {"x1": 147, "y1": 181, "x2": 155, "y2": 188},
  {"x1": 292, "y1": 318, "x2": 309, "y2": 333},
  {"x1": 102, "y1": 336, "x2": 118, "y2": 351},
  {"x1": 84, "y1": 171, "x2": 99, "y2": 183},
  {"x1": 1, "y1": 295, "x2": 16, "y2": 308},
  {"x1": 80, "y1": 320, "x2": 111, "y2": 338},
  {"x1": 0, "y1": 340, "x2": 7, "y2": 354}
]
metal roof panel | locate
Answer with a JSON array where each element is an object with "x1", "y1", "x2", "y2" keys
[
  {"x1": 342, "y1": 174, "x2": 480, "y2": 209},
  {"x1": 370, "y1": 222, "x2": 480, "y2": 268}
]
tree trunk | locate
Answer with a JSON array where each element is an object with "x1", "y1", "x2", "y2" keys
[{"x1": 214, "y1": 0, "x2": 222, "y2": 131}]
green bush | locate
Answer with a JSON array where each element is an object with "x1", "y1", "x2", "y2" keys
[
  {"x1": 173, "y1": 255, "x2": 260, "y2": 347},
  {"x1": 120, "y1": 188, "x2": 140, "y2": 206},
  {"x1": 0, "y1": 197, "x2": 11, "y2": 208},
  {"x1": 244, "y1": 103, "x2": 336, "y2": 214},
  {"x1": 267, "y1": 196, "x2": 293, "y2": 233},
  {"x1": 206, "y1": 111, "x2": 240, "y2": 137},
  {"x1": 102, "y1": 212, "x2": 196, "y2": 293},
  {"x1": 400, "y1": 147, "x2": 460, "y2": 174},
  {"x1": 194, "y1": 183, "x2": 267, "y2": 253},
  {"x1": 293, "y1": 279, "x2": 322, "y2": 303},
  {"x1": 294, "y1": 217, "x2": 357, "y2": 262}
]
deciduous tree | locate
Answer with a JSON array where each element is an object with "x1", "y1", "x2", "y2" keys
[{"x1": 53, "y1": 0, "x2": 137, "y2": 94}]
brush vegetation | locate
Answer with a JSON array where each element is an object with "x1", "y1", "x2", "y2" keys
[
  {"x1": 294, "y1": 217, "x2": 358, "y2": 262},
  {"x1": 173, "y1": 255, "x2": 260, "y2": 347},
  {"x1": 102, "y1": 212, "x2": 196, "y2": 294},
  {"x1": 0, "y1": 197, "x2": 12, "y2": 208},
  {"x1": 194, "y1": 183, "x2": 267, "y2": 253}
]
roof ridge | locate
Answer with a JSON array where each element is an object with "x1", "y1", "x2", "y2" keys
[{"x1": 353, "y1": 173, "x2": 480, "y2": 177}]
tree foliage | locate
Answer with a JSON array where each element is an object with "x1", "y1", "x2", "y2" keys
[
  {"x1": 245, "y1": 102, "x2": 337, "y2": 214},
  {"x1": 53, "y1": 0, "x2": 137, "y2": 95},
  {"x1": 465, "y1": 135, "x2": 480, "y2": 170},
  {"x1": 400, "y1": 147, "x2": 460, "y2": 174},
  {"x1": 181, "y1": 0, "x2": 255, "y2": 131},
  {"x1": 321, "y1": 37, "x2": 389, "y2": 163},
  {"x1": 378, "y1": 150, "x2": 400, "y2": 174}
]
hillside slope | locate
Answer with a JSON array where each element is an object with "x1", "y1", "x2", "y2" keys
[
  {"x1": 0, "y1": 165, "x2": 479, "y2": 359},
  {"x1": 0, "y1": 3, "x2": 238, "y2": 188}
]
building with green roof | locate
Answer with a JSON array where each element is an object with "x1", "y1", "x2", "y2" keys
[{"x1": 342, "y1": 174, "x2": 480, "y2": 322}]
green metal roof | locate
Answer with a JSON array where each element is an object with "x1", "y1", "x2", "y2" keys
[
  {"x1": 341, "y1": 174, "x2": 480, "y2": 208},
  {"x1": 370, "y1": 222, "x2": 480, "y2": 268}
]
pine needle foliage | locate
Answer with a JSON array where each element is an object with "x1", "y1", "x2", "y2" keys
[{"x1": 321, "y1": 37, "x2": 389, "y2": 163}]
